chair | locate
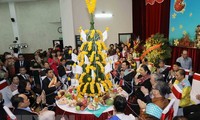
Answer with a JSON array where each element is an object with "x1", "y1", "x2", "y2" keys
[
  {"x1": 0, "y1": 80, "x2": 13, "y2": 107},
  {"x1": 190, "y1": 73, "x2": 200, "y2": 104},
  {"x1": 170, "y1": 84, "x2": 182, "y2": 117},
  {"x1": 3, "y1": 106, "x2": 16, "y2": 120},
  {"x1": 161, "y1": 99, "x2": 175, "y2": 120}
]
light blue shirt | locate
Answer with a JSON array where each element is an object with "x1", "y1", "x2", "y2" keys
[{"x1": 176, "y1": 57, "x2": 192, "y2": 70}]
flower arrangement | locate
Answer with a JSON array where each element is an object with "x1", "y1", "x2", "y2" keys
[
  {"x1": 141, "y1": 33, "x2": 171, "y2": 69},
  {"x1": 75, "y1": 0, "x2": 113, "y2": 97}
]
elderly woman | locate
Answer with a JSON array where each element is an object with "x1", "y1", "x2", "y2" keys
[{"x1": 137, "y1": 81, "x2": 170, "y2": 120}]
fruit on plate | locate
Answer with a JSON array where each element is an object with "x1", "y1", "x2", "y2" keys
[
  {"x1": 88, "y1": 102, "x2": 98, "y2": 110},
  {"x1": 76, "y1": 106, "x2": 80, "y2": 111},
  {"x1": 68, "y1": 99, "x2": 77, "y2": 107},
  {"x1": 105, "y1": 98, "x2": 113, "y2": 106},
  {"x1": 57, "y1": 97, "x2": 68, "y2": 105},
  {"x1": 56, "y1": 90, "x2": 66, "y2": 100},
  {"x1": 75, "y1": 100, "x2": 87, "y2": 111}
]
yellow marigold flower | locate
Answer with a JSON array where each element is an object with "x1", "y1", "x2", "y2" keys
[
  {"x1": 75, "y1": 74, "x2": 79, "y2": 79},
  {"x1": 90, "y1": 82, "x2": 94, "y2": 93},
  {"x1": 96, "y1": 83, "x2": 101, "y2": 94},
  {"x1": 96, "y1": 57, "x2": 99, "y2": 61},
  {"x1": 98, "y1": 78, "x2": 101, "y2": 81},
  {"x1": 83, "y1": 82, "x2": 89, "y2": 93},
  {"x1": 67, "y1": 77, "x2": 71, "y2": 81},
  {"x1": 84, "y1": 29, "x2": 89, "y2": 33},
  {"x1": 90, "y1": 30, "x2": 95, "y2": 38},
  {"x1": 106, "y1": 27, "x2": 109, "y2": 31},
  {"x1": 88, "y1": 41, "x2": 92, "y2": 51},
  {"x1": 87, "y1": 77, "x2": 91, "y2": 81}
]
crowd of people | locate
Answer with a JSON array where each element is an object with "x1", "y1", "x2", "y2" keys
[{"x1": 0, "y1": 43, "x2": 199, "y2": 120}]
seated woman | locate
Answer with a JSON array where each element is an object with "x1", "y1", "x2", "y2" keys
[
  {"x1": 126, "y1": 65, "x2": 151, "y2": 116},
  {"x1": 134, "y1": 64, "x2": 152, "y2": 102},
  {"x1": 137, "y1": 81, "x2": 170, "y2": 120},
  {"x1": 9, "y1": 75, "x2": 19, "y2": 94},
  {"x1": 18, "y1": 80, "x2": 46, "y2": 113},
  {"x1": 109, "y1": 95, "x2": 135, "y2": 120}
]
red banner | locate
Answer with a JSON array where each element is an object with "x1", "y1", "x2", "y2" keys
[{"x1": 146, "y1": 0, "x2": 164, "y2": 5}]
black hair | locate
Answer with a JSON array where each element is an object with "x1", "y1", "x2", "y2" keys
[
  {"x1": 113, "y1": 95, "x2": 127, "y2": 113},
  {"x1": 141, "y1": 64, "x2": 151, "y2": 75},
  {"x1": 122, "y1": 60, "x2": 130, "y2": 67},
  {"x1": 18, "y1": 54, "x2": 23, "y2": 58},
  {"x1": 174, "y1": 62, "x2": 181, "y2": 67},
  {"x1": 11, "y1": 75, "x2": 19, "y2": 83},
  {"x1": 11, "y1": 94, "x2": 24, "y2": 108},
  {"x1": 178, "y1": 69, "x2": 186, "y2": 77},
  {"x1": 143, "y1": 58, "x2": 148, "y2": 62},
  {"x1": 18, "y1": 80, "x2": 30, "y2": 93},
  {"x1": 45, "y1": 68, "x2": 53, "y2": 74},
  {"x1": 60, "y1": 58, "x2": 66, "y2": 62}
]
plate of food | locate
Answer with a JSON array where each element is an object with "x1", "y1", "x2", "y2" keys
[{"x1": 87, "y1": 103, "x2": 100, "y2": 111}]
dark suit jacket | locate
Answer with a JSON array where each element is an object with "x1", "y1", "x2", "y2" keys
[
  {"x1": 42, "y1": 77, "x2": 58, "y2": 105},
  {"x1": 57, "y1": 65, "x2": 66, "y2": 77},
  {"x1": 17, "y1": 74, "x2": 29, "y2": 82},
  {"x1": 0, "y1": 100, "x2": 7, "y2": 120},
  {"x1": 15, "y1": 60, "x2": 30, "y2": 74},
  {"x1": 122, "y1": 71, "x2": 135, "y2": 94},
  {"x1": 13, "y1": 108, "x2": 38, "y2": 120}
]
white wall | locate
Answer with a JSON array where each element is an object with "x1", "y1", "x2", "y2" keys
[
  {"x1": 72, "y1": 0, "x2": 132, "y2": 46},
  {"x1": 0, "y1": 3, "x2": 14, "y2": 53},
  {"x1": 0, "y1": 0, "x2": 132, "y2": 54},
  {"x1": 0, "y1": 0, "x2": 61, "y2": 54}
]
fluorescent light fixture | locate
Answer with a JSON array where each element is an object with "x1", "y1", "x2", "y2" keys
[{"x1": 95, "y1": 13, "x2": 113, "y2": 18}]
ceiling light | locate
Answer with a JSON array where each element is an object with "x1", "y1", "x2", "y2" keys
[{"x1": 94, "y1": 13, "x2": 113, "y2": 18}]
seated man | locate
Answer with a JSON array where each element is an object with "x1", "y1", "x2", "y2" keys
[
  {"x1": 42, "y1": 69, "x2": 61, "y2": 106},
  {"x1": 119, "y1": 61, "x2": 135, "y2": 94},
  {"x1": 11, "y1": 94, "x2": 38, "y2": 120},
  {"x1": 156, "y1": 59, "x2": 169, "y2": 81},
  {"x1": 109, "y1": 95, "x2": 135, "y2": 120},
  {"x1": 11, "y1": 93, "x2": 55, "y2": 120},
  {"x1": 169, "y1": 69, "x2": 191, "y2": 107}
]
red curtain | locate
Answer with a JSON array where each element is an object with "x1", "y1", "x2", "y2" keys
[{"x1": 132, "y1": 0, "x2": 170, "y2": 39}]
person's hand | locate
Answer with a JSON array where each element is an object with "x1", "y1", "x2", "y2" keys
[
  {"x1": 169, "y1": 83, "x2": 173, "y2": 89},
  {"x1": 41, "y1": 90, "x2": 46, "y2": 104},
  {"x1": 141, "y1": 86, "x2": 149, "y2": 96},
  {"x1": 137, "y1": 99, "x2": 146, "y2": 109},
  {"x1": 55, "y1": 81, "x2": 61, "y2": 88},
  {"x1": 196, "y1": 94, "x2": 200, "y2": 100},
  {"x1": 36, "y1": 96, "x2": 42, "y2": 104}
]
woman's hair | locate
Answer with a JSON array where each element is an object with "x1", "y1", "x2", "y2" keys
[
  {"x1": 113, "y1": 95, "x2": 127, "y2": 113},
  {"x1": 154, "y1": 81, "x2": 170, "y2": 97},
  {"x1": 11, "y1": 75, "x2": 19, "y2": 83},
  {"x1": 141, "y1": 64, "x2": 151, "y2": 75},
  {"x1": 18, "y1": 80, "x2": 30, "y2": 93}
]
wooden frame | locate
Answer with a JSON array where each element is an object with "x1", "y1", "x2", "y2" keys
[{"x1": 118, "y1": 33, "x2": 133, "y2": 45}]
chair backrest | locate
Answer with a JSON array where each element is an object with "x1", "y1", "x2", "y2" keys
[
  {"x1": 3, "y1": 106, "x2": 16, "y2": 120},
  {"x1": 0, "y1": 80, "x2": 13, "y2": 107},
  {"x1": 170, "y1": 84, "x2": 182, "y2": 117},
  {"x1": 161, "y1": 99, "x2": 175, "y2": 120},
  {"x1": 190, "y1": 73, "x2": 200, "y2": 104}
]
